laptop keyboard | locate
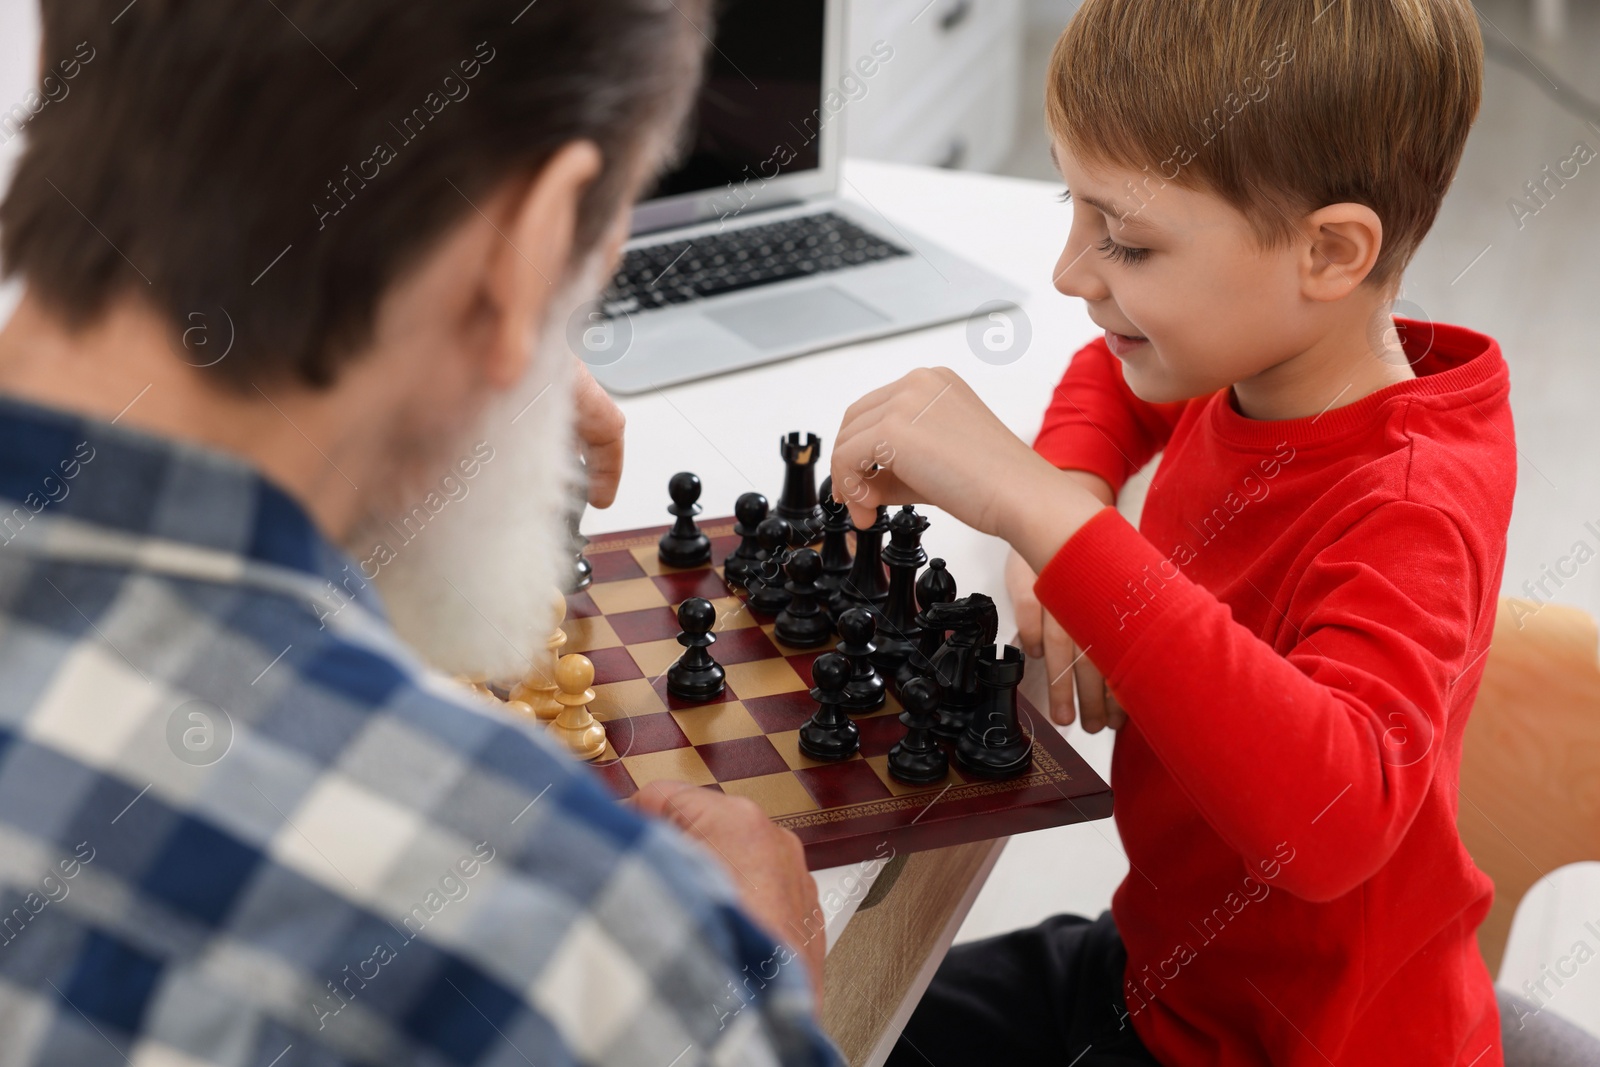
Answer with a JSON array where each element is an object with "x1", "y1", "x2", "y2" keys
[{"x1": 601, "y1": 211, "x2": 909, "y2": 317}]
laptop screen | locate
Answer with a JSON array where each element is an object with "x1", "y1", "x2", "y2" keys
[{"x1": 645, "y1": 0, "x2": 827, "y2": 203}]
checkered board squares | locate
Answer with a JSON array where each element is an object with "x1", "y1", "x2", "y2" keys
[{"x1": 569, "y1": 519, "x2": 1114, "y2": 870}]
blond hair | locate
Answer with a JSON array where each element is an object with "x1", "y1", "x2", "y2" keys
[{"x1": 1047, "y1": 0, "x2": 1483, "y2": 284}]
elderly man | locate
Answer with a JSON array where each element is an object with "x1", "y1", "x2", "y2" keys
[{"x1": 0, "y1": 1, "x2": 837, "y2": 1064}]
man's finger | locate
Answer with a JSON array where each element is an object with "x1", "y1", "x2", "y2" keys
[
  {"x1": 630, "y1": 779, "x2": 697, "y2": 821},
  {"x1": 572, "y1": 361, "x2": 625, "y2": 508}
]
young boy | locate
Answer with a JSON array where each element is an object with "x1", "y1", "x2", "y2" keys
[{"x1": 838, "y1": 1, "x2": 1510, "y2": 1064}]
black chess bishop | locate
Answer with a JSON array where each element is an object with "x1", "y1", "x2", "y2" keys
[{"x1": 894, "y1": 558, "x2": 957, "y2": 695}]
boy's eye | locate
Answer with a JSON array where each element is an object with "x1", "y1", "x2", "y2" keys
[
  {"x1": 1057, "y1": 188, "x2": 1073, "y2": 203},
  {"x1": 1096, "y1": 236, "x2": 1149, "y2": 266}
]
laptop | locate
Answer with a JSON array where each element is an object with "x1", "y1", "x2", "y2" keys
[{"x1": 581, "y1": 0, "x2": 1028, "y2": 395}]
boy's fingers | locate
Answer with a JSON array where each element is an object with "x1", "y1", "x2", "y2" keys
[
  {"x1": 1015, "y1": 598, "x2": 1043, "y2": 659},
  {"x1": 1075, "y1": 653, "x2": 1110, "y2": 733},
  {"x1": 1105, "y1": 690, "x2": 1129, "y2": 731},
  {"x1": 1044, "y1": 623, "x2": 1079, "y2": 726}
]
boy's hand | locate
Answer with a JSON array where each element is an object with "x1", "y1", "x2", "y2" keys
[
  {"x1": 831, "y1": 368, "x2": 1102, "y2": 570},
  {"x1": 632, "y1": 781, "x2": 827, "y2": 1007},
  {"x1": 1008, "y1": 548, "x2": 1127, "y2": 732}
]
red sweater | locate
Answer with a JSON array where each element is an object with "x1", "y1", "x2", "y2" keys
[{"x1": 1031, "y1": 320, "x2": 1514, "y2": 1066}]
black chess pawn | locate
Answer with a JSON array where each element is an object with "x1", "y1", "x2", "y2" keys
[
  {"x1": 566, "y1": 505, "x2": 593, "y2": 593},
  {"x1": 658, "y1": 472, "x2": 712, "y2": 568},
  {"x1": 745, "y1": 516, "x2": 795, "y2": 617},
  {"x1": 774, "y1": 549, "x2": 832, "y2": 648},
  {"x1": 834, "y1": 504, "x2": 890, "y2": 619},
  {"x1": 955, "y1": 645, "x2": 1033, "y2": 778},
  {"x1": 723, "y1": 492, "x2": 769, "y2": 590},
  {"x1": 835, "y1": 607, "x2": 886, "y2": 712},
  {"x1": 887, "y1": 676, "x2": 949, "y2": 785},
  {"x1": 815, "y1": 476, "x2": 854, "y2": 608},
  {"x1": 776, "y1": 432, "x2": 826, "y2": 544},
  {"x1": 894, "y1": 558, "x2": 958, "y2": 694},
  {"x1": 667, "y1": 597, "x2": 726, "y2": 702},
  {"x1": 873, "y1": 506, "x2": 930, "y2": 680},
  {"x1": 798, "y1": 652, "x2": 859, "y2": 761}
]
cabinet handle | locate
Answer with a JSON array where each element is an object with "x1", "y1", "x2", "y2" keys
[{"x1": 939, "y1": 0, "x2": 973, "y2": 32}]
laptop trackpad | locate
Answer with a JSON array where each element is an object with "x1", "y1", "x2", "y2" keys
[{"x1": 705, "y1": 286, "x2": 890, "y2": 351}]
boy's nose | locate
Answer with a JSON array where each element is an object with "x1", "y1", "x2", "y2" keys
[{"x1": 1053, "y1": 239, "x2": 1110, "y2": 303}]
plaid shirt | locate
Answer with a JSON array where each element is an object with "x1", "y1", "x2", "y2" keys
[{"x1": 0, "y1": 394, "x2": 840, "y2": 1067}]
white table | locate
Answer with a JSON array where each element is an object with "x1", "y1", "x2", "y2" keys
[{"x1": 581, "y1": 159, "x2": 1102, "y2": 1063}]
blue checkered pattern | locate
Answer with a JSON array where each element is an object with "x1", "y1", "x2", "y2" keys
[{"x1": 0, "y1": 395, "x2": 841, "y2": 1067}]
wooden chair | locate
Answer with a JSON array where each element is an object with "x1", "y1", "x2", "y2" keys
[{"x1": 1459, "y1": 597, "x2": 1600, "y2": 977}]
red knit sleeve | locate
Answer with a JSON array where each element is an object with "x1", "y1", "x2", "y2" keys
[
  {"x1": 1031, "y1": 340, "x2": 1189, "y2": 490},
  {"x1": 1034, "y1": 502, "x2": 1481, "y2": 903}
]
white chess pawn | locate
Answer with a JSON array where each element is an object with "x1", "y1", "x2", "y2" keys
[
  {"x1": 549, "y1": 653, "x2": 606, "y2": 762},
  {"x1": 510, "y1": 591, "x2": 569, "y2": 720}
]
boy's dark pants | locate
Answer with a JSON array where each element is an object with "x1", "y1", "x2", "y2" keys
[{"x1": 887, "y1": 911, "x2": 1163, "y2": 1067}]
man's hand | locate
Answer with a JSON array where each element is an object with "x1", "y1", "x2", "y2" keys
[
  {"x1": 633, "y1": 781, "x2": 827, "y2": 1006},
  {"x1": 573, "y1": 360, "x2": 624, "y2": 508},
  {"x1": 830, "y1": 366, "x2": 1104, "y2": 575},
  {"x1": 1007, "y1": 548, "x2": 1127, "y2": 733}
]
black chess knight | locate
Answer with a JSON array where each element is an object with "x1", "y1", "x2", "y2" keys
[
  {"x1": 775, "y1": 432, "x2": 825, "y2": 544},
  {"x1": 657, "y1": 472, "x2": 711, "y2": 568},
  {"x1": 955, "y1": 645, "x2": 1033, "y2": 778},
  {"x1": 920, "y1": 593, "x2": 998, "y2": 740}
]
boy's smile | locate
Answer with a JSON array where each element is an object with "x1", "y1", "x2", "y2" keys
[{"x1": 1048, "y1": 138, "x2": 1416, "y2": 421}]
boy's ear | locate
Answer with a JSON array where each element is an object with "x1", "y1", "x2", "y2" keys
[{"x1": 1300, "y1": 203, "x2": 1384, "y2": 302}]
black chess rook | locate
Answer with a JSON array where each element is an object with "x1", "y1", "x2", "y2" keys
[
  {"x1": 666, "y1": 597, "x2": 726, "y2": 702},
  {"x1": 658, "y1": 472, "x2": 712, "y2": 568},
  {"x1": 776, "y1": 432, "x2": 825, "y2": 544},
  {"x1": 955, "y1": 645, "x2": 1033, "y2": 779}
]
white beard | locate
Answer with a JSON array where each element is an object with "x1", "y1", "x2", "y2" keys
[{"x1": 361, "y1": 277, "x2": 598, "y2": 685}]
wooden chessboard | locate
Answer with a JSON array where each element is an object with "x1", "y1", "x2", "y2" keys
[{"x1": 563, "y1": 518, "x2": 1114, "y2": 870}]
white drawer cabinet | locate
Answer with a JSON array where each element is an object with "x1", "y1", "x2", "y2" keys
[{"x1": 844, "y1": 0, "x2": 1024, "y2": 173}]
